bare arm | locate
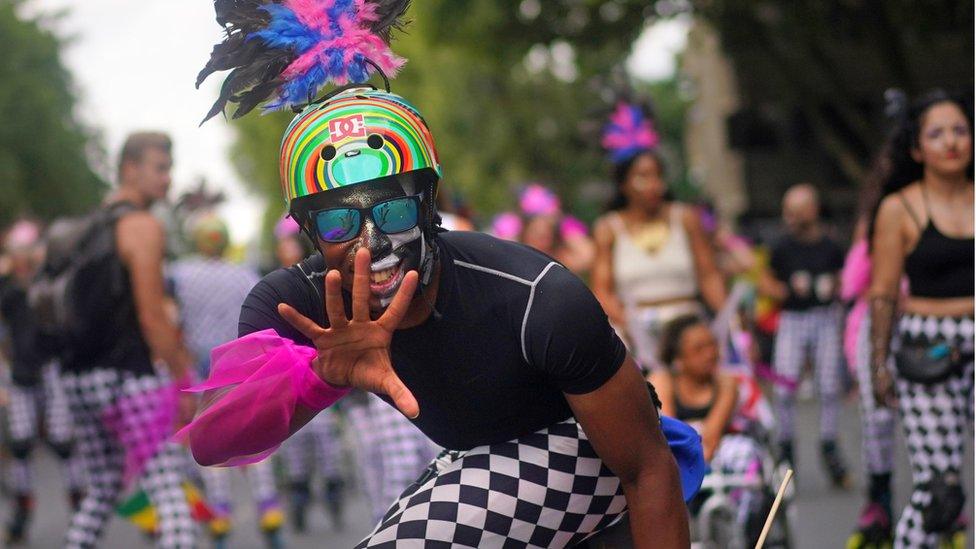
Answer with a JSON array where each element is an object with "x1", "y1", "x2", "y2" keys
[
  {"x1": 649, "y1": 369, "x2": 676, "y2": 417},
  {"x1": 682, "y1": 207, "x2": 726, "y2": 312},
  {"x1": 699, "y1": 373, "x2": 738, "y2": 462},
  {"x1": 116, "y1": 212, "x2": 193, "y2": 380},
  {"x1": 591, "y1": 217, "x2": 627, "y2": 328},
  {"x1": 868, "y1": 195, "x2": 908, "y2": 405},
  {"x1": 756, "y1": 264, "x2": 788, "y2": 302},
  {"x1": 567, "y1": 358, "x2": 689, "y2": 549}
]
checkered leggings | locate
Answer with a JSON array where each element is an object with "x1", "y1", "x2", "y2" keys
[
  {"x1": 198, "y1": 458, "x2": 278, "y2": 516},
  {"x1": 772, "y1": 305, "x2": 845, "y2": 442},
  {"x1": 281, "y1": 406, "x2": 344, "y2": 483},
  {"x1": 5, "y1": 362, "x2": 85, "y2": 494},
  {"x1": 346, "y1": 392, "x2": 440, "y2": 522},
  {"x1": 893, "y1": 314, "x2": 974, "y2": 549},
  {"x1": 854, "y1": 316, "x2": 896, "y2": 475},
  {"x1": 356, "y1": 417, "x2": 627, "y2": 548},
  {"x1": 61, "y1": 369, "x2": 196, "y2": 549}
]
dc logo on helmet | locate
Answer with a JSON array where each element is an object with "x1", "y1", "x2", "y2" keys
[{"x1": 329, "y1": 114, "x2": 367, "y2": 141}]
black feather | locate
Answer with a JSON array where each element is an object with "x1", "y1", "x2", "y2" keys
[
  {"x1": 199, "y1": 0, "x2": 409, "y2": 123},
  {"x1": 232, "y1": 79, "x2": 285, "y2": 119},
  {"x1": 200, "y1": 48, "x2": 293, "y2": 124},
  {"x1": 368, "y1": 0, "x2": 411, "y2": 41}
]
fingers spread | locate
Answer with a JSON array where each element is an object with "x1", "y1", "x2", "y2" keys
[
  {"x1": 379, "y1": 270, "x2": 419, "y2": 330},
  {"x1": 351, "y1": 247, "x2": 371, "y2": 321},
  {"x1": 278, "y1": 303, "x2": 324, "y2": 340},
  {"x1": 324, "y1": 270, "x2": 348, "y2": 328}
]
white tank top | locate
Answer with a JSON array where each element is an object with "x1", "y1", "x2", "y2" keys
[{"x1": 610, "y1": 207, "x2": 699, "y2": 304}]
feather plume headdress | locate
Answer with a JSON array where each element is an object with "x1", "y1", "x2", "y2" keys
[
  {"x1": 601, "y1": 101, "x2": 660, "y2": 164},
  {"x1": 198, "y1": 0, "x2": 410, "y2": 123}
]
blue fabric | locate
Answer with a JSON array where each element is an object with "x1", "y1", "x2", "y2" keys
[{"x1": 661, "y1": 415, "x2": 706, "y2": 502}]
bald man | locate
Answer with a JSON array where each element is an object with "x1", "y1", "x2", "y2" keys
[{"x1": 760, "y1": 183, "x2": 850, "y2": 488}]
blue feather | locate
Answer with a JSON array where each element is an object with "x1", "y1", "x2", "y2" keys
[{"x1": 251, "y1": 5, "x2": 321, "y2": 53}]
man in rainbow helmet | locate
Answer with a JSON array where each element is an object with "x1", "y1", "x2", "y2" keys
[{"x1": 184, "y1": 1, "x2": 704, "y2": 546}]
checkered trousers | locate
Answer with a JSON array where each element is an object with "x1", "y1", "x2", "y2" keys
[
  {"x1": 893, "y1": 314, "x2": 973, "y2": 548},
  {"x1": 346, "y1": 392, "x2": 440, "y2": 522},
  {"x1": 199, "y1": 457, "x2": 279, "y2": 514},
  {"x1": 61, "y1": 368, "x2": 196, "y2": 549},
  {"x1": 6, "y1": 361, "x2": 73, "y2": 442},
  {"x1": 282, "y1": 406, "x2": 345, "y2": 482},
  {"x1": 772, "y1": 305, "x2": 845, "y2": 441},
  {"x1": 356, "y1": 417, "x2": 627, "y2": 548},
  {"x1": 5, "y1": 361, "x2": 85, "y2": 494},
  {"x1": 854, "y1": 316, "x2": 896, "y2": 475}
]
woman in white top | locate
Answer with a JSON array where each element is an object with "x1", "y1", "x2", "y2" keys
[{"x1": 592, "y1": 103, "x2": 726, "y2": 371}]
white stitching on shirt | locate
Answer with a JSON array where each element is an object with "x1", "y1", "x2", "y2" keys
[{"x1": 454, "y1": 259, "x2": 562, "y2": 362}]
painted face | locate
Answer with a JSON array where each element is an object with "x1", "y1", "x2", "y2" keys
[
  {"x1": 624, "y1": 153, "x2": 667, "y2": 210},
  {"x1": 308, "y1": 176, "x2": 424, "y2": 313},
  {"x1": 914, "y1": 102, "x2": 973, "y2": 176},
  {"x1": 676, "y1": 324, "x2": 719, "y2": 379}
]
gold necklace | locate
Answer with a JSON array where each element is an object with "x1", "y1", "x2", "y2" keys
[{"x1": 631, "y1": 218, "x2": 670, "y2": 253}]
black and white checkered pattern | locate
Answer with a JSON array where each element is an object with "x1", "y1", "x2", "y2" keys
[
  {"x1": 199, "y1": 456, "x2": 279, "y2": 513},
  {"x1": 893, "y1": 314, "x2": 973, "y2": 548},
  {"x1": 772, "y1": 305, "x2": 845, "y2": 442},
  {"x1": 346, "y1": 392, "x2": 440, "y2": 522},
  {"x1": 709, "y1": 434, "x2": 765, "y2": 478},
  {"x1": 5, "y1": 361, "x2": 85, "y2": 494},
  {"x1": 854, "y1": 316, "x2": 896, "y2": 475},
  {"x1": 61, "y1": 368, "x2": 197, "y2": 549},
  {"x1": 282, "y1": 406, "x2": 345, "y2": 482},
  {"x1": 355, "y1": 417, "x2": 627, "y2": 548}
]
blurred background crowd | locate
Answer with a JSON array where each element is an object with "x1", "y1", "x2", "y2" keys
[{"x1": 0, "y1": 0, "x2": 972, "y2": 548}]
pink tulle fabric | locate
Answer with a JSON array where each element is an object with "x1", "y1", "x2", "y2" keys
[
  {"x1": 102, "y1": 383, "x2": 177, "y2": 486},
  {"x1": 841, "y1": 240, "x2": 871, "y2": 371},
  {"x1": 175, "y1": 330, "x2": 350, "y2": 467}
]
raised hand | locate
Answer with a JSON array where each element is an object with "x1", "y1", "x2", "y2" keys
[{"x1": 278, "y1": 248, "x2": 420, "y2": 418}]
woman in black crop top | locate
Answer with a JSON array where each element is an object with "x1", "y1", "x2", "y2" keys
[
  {"x1": 650, "y1": 316, "x2": 738, "y2": 463},
  {"x1": 868, "y1": 89, "x2": 974, "y2": 547}
]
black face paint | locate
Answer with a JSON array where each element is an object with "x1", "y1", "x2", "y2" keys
[{"x1": 293, "y1": 173, "x2": 435, "y2": 309}]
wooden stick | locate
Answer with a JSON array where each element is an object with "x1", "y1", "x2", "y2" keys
[{"x1": 754, "y1": 468, "x2": 794, "y2": 549}]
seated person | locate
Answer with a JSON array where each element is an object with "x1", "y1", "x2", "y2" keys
[{"x1": 650, "y1": 315, "x2": 738, "y2": 462}]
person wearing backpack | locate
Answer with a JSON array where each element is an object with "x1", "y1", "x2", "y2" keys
[
  {"x1": 56, "y1": 132, "x2": 198, "y2": 549},
  {"x1": 0, "y1": 220, "x2": 85, "y2": 544}
]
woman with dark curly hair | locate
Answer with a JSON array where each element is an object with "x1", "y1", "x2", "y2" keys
[{"x1": 868, "y1": 89, "x2": 973, "y2": 548}]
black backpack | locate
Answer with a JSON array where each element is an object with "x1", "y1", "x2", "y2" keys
[{"x1": 28, "y1": 202, "x2": 137, "y2": 348}]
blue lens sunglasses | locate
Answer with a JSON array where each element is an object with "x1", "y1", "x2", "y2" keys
[{"x1": 311, "y1": 195, "x2": 421, "y2": 243}]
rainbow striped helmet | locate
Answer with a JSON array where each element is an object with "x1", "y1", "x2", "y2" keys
[{"x1": 279, "y1": 88, "x2": 441, "y2": 209}]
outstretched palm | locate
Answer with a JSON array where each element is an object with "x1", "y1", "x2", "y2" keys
[{"x1": 278, "y1": 248, "x2": 420, "y2": 418}]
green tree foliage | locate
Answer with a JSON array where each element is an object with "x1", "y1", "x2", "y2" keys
[
  {"x1": 0, "y1": 1, "x2": 106, "y2": 226},
  {"x1": 691, "y1": 0, "x2": 974, "y2": 217},
  {"x1": 225, "y1": 1, "x2": 689, "y2": 233}
]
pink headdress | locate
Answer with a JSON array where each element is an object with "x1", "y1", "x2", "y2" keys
[
  {"x1": 3, "y1": 220, "x2": 41, "y2": 251},
  {"x1": 519, "y1": 184, "x2": 561, "y2": 217},
  {"x1": 601, "y1": 101, "x2": 660, "y2": 164},
  {"x1": 491, "y1": 212, "x2": 523, "y2": 241},
  {"x1": 198, "y1": 0, "x2": 410, "y2": 122},
  {"x1": 274, "y1": 215, "x2": 301, "y2": 239}
]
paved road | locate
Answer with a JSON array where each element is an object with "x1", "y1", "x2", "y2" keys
[{"x1": 6, "y1": 398, "x2": 973, "y2": 548}]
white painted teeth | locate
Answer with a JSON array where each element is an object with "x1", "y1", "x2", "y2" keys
[{"x1": 371, "y1": 267, "x2": 396, "y2": 284}]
